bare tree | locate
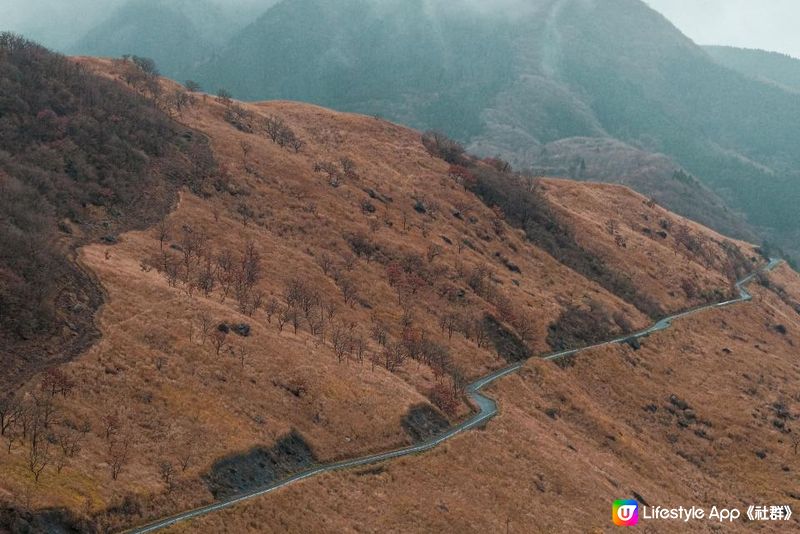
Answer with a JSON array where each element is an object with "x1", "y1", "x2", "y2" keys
[
  {"x1": 336, "y1": 276, "x2": 358, "y2": 305},
  {"x1": 235, "y1": 345, "x2": 248, "y2": 369},
  {"x1": 240, "y1": 140, "x2": 253, "y2": 169},
  {"x1": 41, "y1": 368, "x2": 73, "y2": 399},
  {"x1": 314, "y1": 161, "x2": 342, "y2": 187},
  {"x1": 263, "y1": 115, "x2": 287, "y2": 143},
  {"x1": 0, "y1": 395, "x2": 20, "y2": 436},
  {"x1": 54, "y1": 426, "x2": 82, "y2": 474},
  {"x1": 216, "y1": 248, "x2": 235, "y2": 302},
  {"x1": 108, "y1": 438, "x2": 130, "y2": 480},
  {"x1": 277, "y1": 306, "x2": 290, "y2": 333},
  {"x1": 211, "y1": 330, "x2": 228, "y2": 356},
  {"x1": 370, "y1": 318, "x2": 389, "y2": 347},
  {"x1": 197, "y1": 312, "x2": 213, "y2": 345},
  {"x1": 27, "y1": 428, "x2": 49, "y2": 482},
  {"x1": 317, "y1": 253, "x2": 334, "y2": 276},
  {"x1": 330, "y1": 322, "x2": 351, "y2": 363},
  {"x1": 159, "y1": 460, "x2": 175, "y2": 492},
  {"x1": 184, "y1": 80, "x2": 201, "y2": 92},
  {"x1": 234, "y1": 243, "x2": 262, "y2": 310},
  {"x1": 265, "y1": 297, "x2": 279, "y2": 323},
  {"x1": 426, "y1": 244, "x2": 443, "y2": 263},
  {"x1": 216, "y1": 88, "x2": 233, "y2": 106},
  {"x1": 177, "y1": 428, "x2": 200, "y2": 473},
  {"x1": 103, "y1": 413, "x2": 120, "y2": 443},
  {"x1": 439, "y1": 311, "x2": 459, "y2": 340},
  {"x1": 156, "y1": 220, "x2": 171, "y2": 252},
  {"x1": 383, "y1": 342, "x2": 407, "y2": 372}
]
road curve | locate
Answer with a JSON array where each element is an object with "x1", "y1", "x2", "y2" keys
[{"x1": 124, "y1": 258, "x2": 782, "y2": 534}]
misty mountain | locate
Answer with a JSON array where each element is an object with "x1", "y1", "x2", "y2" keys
[
  {"x1": 64, "y1": 0, "x2": 800, "y2": 257},
  {"x1": 704, "y1": 45, "x2": 800, "y2": 93},
  {"x1": 187, "y1": 0, "x2": 799, "y2": 254},
  {"x1": 69, "y1": 0, "x2": 264, "y2": 79}
]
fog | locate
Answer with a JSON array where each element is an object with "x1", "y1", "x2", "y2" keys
[
  {"x1": 3, "y1": 0, "x2": 800, "y2": 58},
  {"x1": 646, "y1": 0, "x2": 800, "y2": 58},
  {"x1": 0, "y1": 0, "x2": 269, "y2": 49}
]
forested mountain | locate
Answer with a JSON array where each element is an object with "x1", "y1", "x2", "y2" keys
[
  {"x1": 69, "y1": 0, "x2": 265, "y2": 80},
  {"x1": 704, "y1": 45, "x2": 800, "y2": 93},
  {"x1": 188, "y1": 0, "x2": 800, "y2": 257}
]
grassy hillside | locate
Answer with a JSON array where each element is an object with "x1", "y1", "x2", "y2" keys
[
  {"x1": 0, "y1": 52, "x2": 764, "y2": 531},
  {"x1": 0, "y1": 34, "x2": 216, "y2": 390},
  {"x1": 185, "y1": 0, "x2": 800, "y2": 257}
]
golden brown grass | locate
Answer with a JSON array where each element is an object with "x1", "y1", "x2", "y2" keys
[{"x1": 0, "y1": 58, "x2": 778, "y2": 530}]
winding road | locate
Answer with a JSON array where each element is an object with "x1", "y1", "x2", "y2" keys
[{"x1": 124, "y1": 258, "x2": 782, "y2": 533}]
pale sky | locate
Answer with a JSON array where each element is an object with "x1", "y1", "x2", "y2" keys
[{"x1": 646, "y1": 0, "x2": 800, "y2": 58}]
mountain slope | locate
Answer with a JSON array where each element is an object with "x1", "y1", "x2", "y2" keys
[
  {"x1": 69, "y1": 0, "x2": 254, "y2": 81},
  {"x1": 188, "y1": 0, "x2": 800, "y2": 257},
  {"x1": 0, "y1": 52, "x2": 774, "y2": 531},
  {"x1": 705, "y1": 45, "x2": 800, "y2": 93},
  {"x1": 0, "y1": 34, "x2": 216, "y2": 390}
]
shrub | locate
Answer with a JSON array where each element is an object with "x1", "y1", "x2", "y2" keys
[{"x1": 421, "y1": 130, "x2": 465, "y2": 164}]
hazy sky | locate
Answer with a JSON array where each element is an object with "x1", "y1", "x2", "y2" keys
[{"x1": 646, "y1": 0, "x2": 800, "y2": 58}]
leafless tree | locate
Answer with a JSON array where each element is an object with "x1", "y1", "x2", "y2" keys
[
  {"x1": 197, "y1": 312, "x2": 213, "y2": 345},
  {"x1": 234, "y1": 243, "x2": 262, "y2": 310},
  {"x1": 370, "y1": 318, "x2": 389, "y2": 347},
  {"x1": 439, "y1": 311, "x2": 459, "y2": 340},
  {"x1": 198, "y1": 257, "x2": 216, "y2": 297},
  {"x1": 426, "y1": 244, "x2": 443, "y2": 263},
  {"x1": 41, "y1": 368, "x2": 73, "y2": 399},
  {"x1": 103, "y1": 413, "x2": 120, "y2": 443},
  {"x1": 337, "y1": 276, "x2": 358, "y2": 305},
  {"x1": 27, "y1": 425, "x2": 49, "y2": 482},
  {"x1": 216, "y1": 249, "x2": 235, "y2": 302},
  {"x1": 330, "y1": 322, "x2": 351, "y2": 363},
  {"x1": 108, "y1": 438, "x2": 130, "y2": 480},
  {"x1": 277, "y1": 306, "x2": 290, "y2": 333},
  {"x1": 211, "y1": 330, "x2": 228, "y2": 356},
  {"x1": 159, "y1": 460, "x2": 175, "y2": 492},
  {"x1": 265, "y1": 297, "x2": 279, "y2": 323},
  {"x1": 216, "y1": 88, "x2": 233, "y2": 106},
  {"x1": 314, "y1": 161, "x2": 342, "y2": 187},
  {"x1": 263, "y1": 115, "x2": 287, "y2": 143},
  {"x1": 240, "y1": 140, "x2": 253, "y2": 169},
  {"x1": 157, "y1": 220, "x2": 171, "y2": 252},
  {"x1": 54, "y1": 426, "x2": 82, "y2": 474},
  {"x1": 317, "y1": 253, "x2": 334, "y2": 276},
  {"x1": 177, "y1": 429, "x2": 200, "y2": 473},
  {"x1": 0, "y1": 394, "x2": 20, "y2": 436},
  {"x1": 383, "y1": 342, "x2": 407, "y2": 372},
  {"x1": 288, "y1": 134, "x2": 304, "y2": 153}
]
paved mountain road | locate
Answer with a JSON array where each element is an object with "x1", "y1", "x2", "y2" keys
[{"x1": 124, "y1": 259, "x2": 782, "y2": 533}]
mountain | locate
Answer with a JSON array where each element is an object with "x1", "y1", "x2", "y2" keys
[
  {"x1": 705, "y1": 45, "x2": 800, "y2": 93},
  {"x1": 185, "y1": 0, "x2": 800, "y2": 259},
  {"x1": 5, "y1": 45, "x2": 798, "y2": 532},
  {"x1": 0, "y1": 34, "x2": 216, "y2": 391},
  {"x1": 69, "y1": 0, "x2": 262, "y2": 81}
]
